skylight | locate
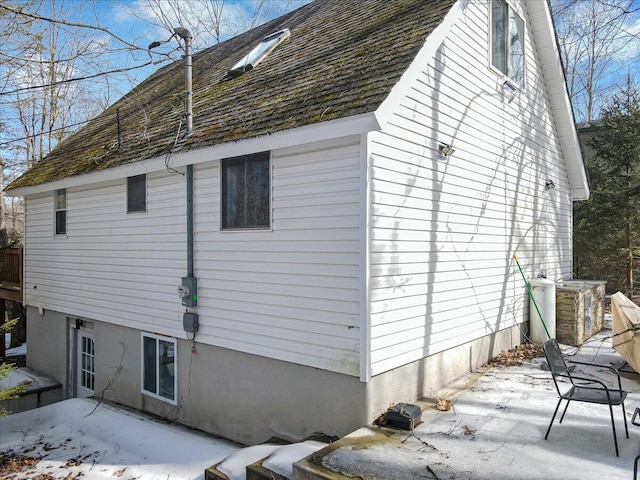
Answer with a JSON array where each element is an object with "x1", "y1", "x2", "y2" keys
[{"x1": 229, "y1": 29, "x2": 291, "y2": 75}]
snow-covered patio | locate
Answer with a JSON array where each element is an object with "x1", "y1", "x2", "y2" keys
[
  {"x1": 0, "y1": 398, "x2": 239, "y2": 479},
  {"x1": 2, "y1": 331, "x2": 640, "y2": 479},
  {"x1": 295, "y1": 332, "x2": 640, "y2": 479}
]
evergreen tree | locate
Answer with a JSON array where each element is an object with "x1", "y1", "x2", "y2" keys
[
  {"x1": 0, "y1": 319, "x2": 28, "y2": 416},
  {"x1": 575, "y1": 77, "x2": 640, "y2": 297}
]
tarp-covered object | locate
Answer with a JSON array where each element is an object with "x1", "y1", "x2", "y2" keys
[{"x1": 611, "y1": 291, "x2": 640, "y2": 372}]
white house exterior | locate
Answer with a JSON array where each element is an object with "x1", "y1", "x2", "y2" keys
[{"x1": 7, "y1": 0, "x2": 588, "y2": 445}]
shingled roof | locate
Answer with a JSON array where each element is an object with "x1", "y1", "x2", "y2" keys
[{"x1": 8, "y1": 0, "x2": 456, "y2": 191}]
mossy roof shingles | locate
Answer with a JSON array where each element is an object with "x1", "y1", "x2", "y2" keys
[{"x1": 8, "y1": 0, "x2": 455, "y2": 191}]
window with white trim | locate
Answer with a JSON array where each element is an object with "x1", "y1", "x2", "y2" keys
[
  {"x1": 141, "y1": 333, "x2": 177, "y2": 403},
  {"x1": 127, "y1": 174, "x2": 147, "y2": 213},
  {"x1": 55, "y1": 189, "x2": 67, "y2": 235},
  {"x1": 490, "y1": 0, "x2": 525, "y2": 86},
  {"x1": 221, "y1": 151, "x2": 271, "y2": 230}
]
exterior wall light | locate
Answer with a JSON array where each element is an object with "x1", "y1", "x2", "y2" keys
[
  {"x1": 503, "y1": 80, "x2": 518, "y2": 103},
  {"x1": 545, "y1": 179, "x2": 556, "y2": 190},
  {"x1": 439, "y1": 143, "x2": 455, "y2": 157}
]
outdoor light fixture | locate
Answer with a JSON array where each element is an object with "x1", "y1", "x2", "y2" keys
[
  {"x1": 545, "y1": 178, "x2": 556, "y2": 190},
  {"x1": 502, "y1": 80, "x2": 518, "y2": 103},
  {"x1": 439, "y1": 142, "x2": 455, "y2": 157}
]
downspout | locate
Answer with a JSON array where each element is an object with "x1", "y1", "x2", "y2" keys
[{"x1": 174, "y1": 27, "x2": 198, "y2": 332}]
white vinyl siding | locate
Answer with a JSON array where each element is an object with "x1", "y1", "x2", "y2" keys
[
  {"x1": 193, "y1": 137, "x2": 362, "y2": 375},
  {"x1": 368, "y1": 0, "x2": 572, "y2": 375},
  {"x1": 24, "y1": 172, "x2": 186, "y2": 337},
  {"x1": 23, "y1": 138, "x2": 362, "y2": 376}
]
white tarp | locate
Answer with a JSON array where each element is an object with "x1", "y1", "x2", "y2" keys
[{"x1": 611, "y1": 291, "x2": 640, "y2": 372}]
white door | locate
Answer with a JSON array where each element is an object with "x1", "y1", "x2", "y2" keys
[{"x1": 77, "y1": 332, "x2": 95, "y2": 397}]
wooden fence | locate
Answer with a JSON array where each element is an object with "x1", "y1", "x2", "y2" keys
[{"x1": 0, "y1": 247, "x2": 23, "y2": 301}]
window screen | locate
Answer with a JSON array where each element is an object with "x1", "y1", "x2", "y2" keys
[
  {"x1": 221, "y1": 152, "x2": 270, "y2": 230},
  {"x1": 127, "y1": 174, "x2": 147, "y2": 213}
]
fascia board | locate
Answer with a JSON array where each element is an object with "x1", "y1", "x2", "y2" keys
[{"x1": 526, "y1": 1, "x2": 589, "y2": 200}]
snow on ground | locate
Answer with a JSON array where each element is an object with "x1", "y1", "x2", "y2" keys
[
  {"x1": 0, "y1": 398, "x2": 240, "y2": 479},
  {"x1": 0, "y1": 367, "x2": 36, "y2": 391},
  {"x1": 262, "y1": 440, "x2": 326, "y2": 478},
  {"x1": 217, "y1": 443, "x2": 283, "y2": 480},
  {"x1": 2, "y1": 332, "x2": 25, "y2": 356},
  {"x1": 0, "y1": 366, "x2": 59, "y2": 393},
  {"x1": 318, "y1": 333, "x2": 640, "y2": 480},
  {"x1": 6, "y1": 343, "x2": 26, "y2": 357}
]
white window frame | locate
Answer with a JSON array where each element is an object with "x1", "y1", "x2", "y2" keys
[
  {"x1": 229, "y1": 29, "x2": 290, "y2": 75},
  {"x1": 141, "y1": 333, "x2": 177, "y2": 404},
  {"x1": 127, "y1": 174, "x2": 147, "y2": 214},
  {"x1": 55, "y1": 188, "x2": 67, "y2": 236},
  {"x1": 77, "y1": 331, "x2": 95, "y2": 397},
  {"x1": 489, "y1": 0, "x2": 525, "y2": 87}
]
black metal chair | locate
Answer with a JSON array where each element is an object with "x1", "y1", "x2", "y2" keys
[
  {"x1": 632, "y1": 408, "x2": 640, "y2": 479},
  {"x1": 543, "y1": 338, "x2": 629, "y2": 456}
]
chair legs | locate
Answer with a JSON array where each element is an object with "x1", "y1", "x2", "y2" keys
[
  {"x1": 545, "y1": 398, "x2": 563, "y2": 440},
  {"x1": 545, "y1": 398, "x2": 624, "y2": 457},
  {"x1": 559, "y1": 399, "x2": 571, "y2": 423},
  {"x1": 607, "y1": 402, "x2": 620, "y2": 457}
]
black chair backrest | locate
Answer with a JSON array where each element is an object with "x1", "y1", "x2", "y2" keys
[{"x1": 543, "y1": 339, "x2": 569, "y2": 376}]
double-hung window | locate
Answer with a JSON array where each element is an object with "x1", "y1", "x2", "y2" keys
[
  {"x1": 490, "y1": 0, "x2": 525, "y2": 86},
  {"x1": 221, "y1": 152, "x2": 271, "y2": 230},
  {"x1": 127, "y1": 174, "x2": 146, "y2": 213},
  {"x1": 141, "y1": 333, "x2": 177, "y2": 403},
  {"x1": 55, "y1": 189, "x2": 67, "y2": 235}
]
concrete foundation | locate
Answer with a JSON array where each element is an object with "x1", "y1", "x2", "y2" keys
[{"x1": 25, "y1": 306, "x2": 523, "y2": 445}]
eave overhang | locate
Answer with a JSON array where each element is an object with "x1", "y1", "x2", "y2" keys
[
  {"x1": 6, "y1": 112, "x2": 380, "y2": 197},
  {"x1": 527, "y1": 0, "x2": 589, "y2": 200}
]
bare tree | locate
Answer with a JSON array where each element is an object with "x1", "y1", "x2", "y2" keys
[
  {"x1": 552, "y1": 0, "x2": 639, "y2": 122},
  {"x1": 123, "y1": 0, "x2": 310, "y2": 51},
  {"x1": 1, "y1": 0, "x2": 143, "y2": 170}
]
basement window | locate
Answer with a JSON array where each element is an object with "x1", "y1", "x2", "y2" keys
[
  {"x1": 229, "y1": 28, "x2": 290, "y2": 76},
  {"x1": 141, "y1": 333, "x2": 177, "y2": 404},
  {"x1": 490, "y1": 0, "x2": 525, "y2": 86}
]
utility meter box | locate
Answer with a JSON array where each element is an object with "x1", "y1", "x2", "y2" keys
[
  {"x1": 180, "y1": 276, "x2": 198, "y2": 307},
  {"x1": 183, "y1": 312, "x2": 199, "y2": 333}
]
